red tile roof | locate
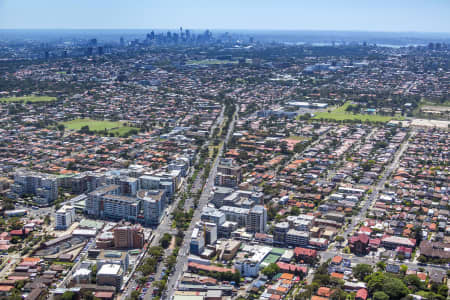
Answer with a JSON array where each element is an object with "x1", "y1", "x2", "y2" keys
[
  {"x1": 294, "y1": 247, "x2": 317, "y2": 257},
  {"x1": 276, "y1": 262, "x2": 307, "y2": 274},
  {"x1": 349, "y1": 234, "x2": 369, "y2": 245},
  {"x1": 331, "y1": 256, "x2": 343, "y2": 264},
  {"x1": 318, "y1": 287, "x2": 333, "y2": 297},
  {"x1": 188, "y1": 262, "x2": 235, "y2": 274},
  {"x1": 94, "y1": 292, "x2": 114, "y2": 299},
  {"x1": 0, "y1": 286, "x2": 14, "y2": 292},
  {"x1": 9, "y1": 229, "x2": 25, "y2": 236},
  {"x1": 331, "y1": 272, "x2": 344, "y2": 279},
  {"x1": 356, "y1": 288, "x2": 368, "y2": 300}
]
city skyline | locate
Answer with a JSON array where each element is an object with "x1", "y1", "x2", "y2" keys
[{"x1": 1, "y1": 0, "x2": 450, "y2": 33}]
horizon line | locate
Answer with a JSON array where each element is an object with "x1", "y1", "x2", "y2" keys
[{"x1": 1, "y1": 28, "x2": 450, "y2": 35}]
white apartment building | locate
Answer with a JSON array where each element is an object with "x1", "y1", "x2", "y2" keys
[
  {"x1": 246, "y1": 205, "x2": 267, "y2": 233},
  {"x1": 286, "y1": 229, "x2": 309, "y2": 247},
  {"x1": 55, "y1": 205, "x2": 76, "y2": 230}
]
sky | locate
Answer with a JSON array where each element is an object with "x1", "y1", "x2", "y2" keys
[{"x1": 0, "y1": 0, "x2": 449, "y2": 33}]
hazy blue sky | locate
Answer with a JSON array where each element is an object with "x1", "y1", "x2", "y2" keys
[{"x1": 1, "y1": 0, "x2": 449, "y2": 32}]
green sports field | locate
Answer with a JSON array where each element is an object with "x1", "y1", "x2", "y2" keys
[
  {"x1": 313, "y1": 101, "x2": 403, "y2": 122},
  {"x1": 287, "y1": 135, "x2": 308, "y2": 141},
  {"x1": 0, "y1": 96, "x2": 57, "y2": 103},
  {"x1": 60, "y1": 118, "x2": 138, "y2": 137}
]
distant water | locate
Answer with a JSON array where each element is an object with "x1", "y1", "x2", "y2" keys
[{"x1": 283, "y1": 42, "x2": 426, "y2": 48}]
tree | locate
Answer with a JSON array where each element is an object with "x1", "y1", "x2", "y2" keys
[
  {"x1": 400, "y1": 264, "x2": 408, "y2": 274},
  {"x1": 238, "y1": 151, "x2": 249, "y2": 161},
  {"x1": 437, "y1": 284, "x2": 448, "y2": 297},
  {"x1": 232, "y1": 269, "x2": 241, "y2": 284},
  {"x1": 67, "y1": 161, "x2": 76, "y2": 170},
  {"x1": 7, "y1": 289, "x2": 22, "y2": 300},
  {"x1": 367, "y1": 272, "x2": 386, "y2": 294},
  {"x1": 413, "y1": 226, "x2": 422, "y2": 246},
  {"x1": 335, "y1": 236, "x2": 344, "y2": 243},
  {"x1": 353, "y1": 264, "x2": 373, "y2": 281},
  {"x1": 80, "y1": 290, "x2": 98, "y2": 300},
  {"x1": 139, "y1": 257, "x2": 157, "y2": 275},
  {"x1": 279, "y1": 141, "x2": 290, "y2": 154},
  {"x1": 166, "y1": 255, "x2": 177, "y2": 269},
  {"x1": 14, "y1": 280, "x2": 26, "y2": 290},
  {"x1": 330, "y1": 288, "x2": 347, "y2": 300},
  {"x1": 128, "y1": 290, "x2": 140, "y2": 300},
  {"x1": 294, "y1": 142, "x2": 306, "y2": 153},
  {"x1": 148, "y1": 246, "x2": 164, "y2": 259},
  {"x1": 79, "y1": 125, "x2": 91, "y2": 134},
  {"x1": 138, "y1": 276, "x2": 148, "y2": 285},
  {"x1": 383, "y1": 277, "x2": 409, "y2": 299},
  {"x1": 313, "y1": 273, "x2": 331, "y2": 286},
  {"x1": 417, "y1": 255, "x2": 427, "y2": 263},
  {"x1": 176, "y1": 230, "x2": 184, "y2": 247},
  {"x1": 267, "y1": 204, "x2": 278, "y2": 221},
  {"x1": 153, "y1": 280, "x2": 166, "y2": 295},
  {"x1": 291, "y1": 206, "x2": 300, "y2": 216},
  {"x1": 376, "y1": 261, "x2": 386, "y2": 271},
  {"x1": 91, "y1": 263, "x2": 98, "y2": 283},
  {"x1": 2, "y1": 200, "x2": 14, "y2": 210},
  {"x1": 372, "y1": 291, "x2": 389, "y2": 300},
  {"x1": 61, "y1": 291, "x2": 77, "y2": 300},
  {"x1": 9, "y1": 217, "x2": 23, "y2": 230},
  {"x1": 403, "y1": 274, "x2": 424, "y2": 291},
  {"x1": 160, "y1": 233, "x2": 172, "y2": 249},
  {"x1": 10, "y1": 236, "x2": 22, "y2": 244},
  {"x1": 262, "y1": 263, "x2": 280, "y2": 279},
  {"x1": 295, "y1": 285, "x2": 313, "y2": 300}
]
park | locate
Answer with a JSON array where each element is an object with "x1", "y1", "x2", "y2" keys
[
  {"x1": 60, "y1": 118, "x2": 139, "y2": 137},
  {"x1": 312, "y1": 101, "x2": 403, "y2": 123},
  {"x1": 0, "y1": 95, "x2": 57, "y2": 103}
]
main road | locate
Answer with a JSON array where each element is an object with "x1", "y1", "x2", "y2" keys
[
  {"x1": 342, "y1": 131, "x2": 414, "y2": 241},
  {"x1": 120, "y1": 105, "x2": 226, "y2": 300},
  {"x1": 164, "y1": 105, "x2": 239, "y2": 300},
  {"x1": 132, "y1": 105, "x2": 229, "y2": 300}
]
